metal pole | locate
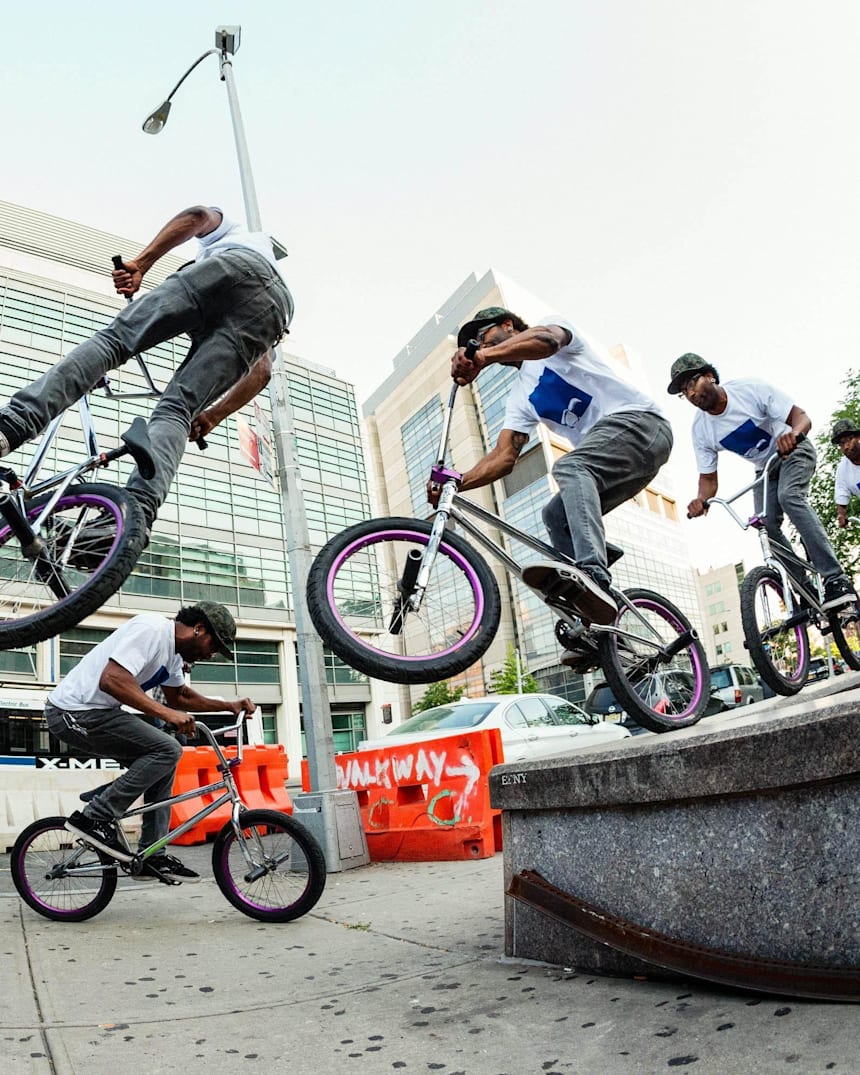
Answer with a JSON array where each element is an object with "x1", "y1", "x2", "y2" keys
[{"x1": 219, "y1": 46, "x2": 337, "y2": 790}]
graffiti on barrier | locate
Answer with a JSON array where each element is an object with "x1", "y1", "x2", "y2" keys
[{"x1": 336, "y1": 746, "x2": 482, "y2": 823}]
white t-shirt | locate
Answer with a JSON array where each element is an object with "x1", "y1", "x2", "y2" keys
[
  {"x1": 502, "y1": 316, "x2": 663, "y2": 444},
  {"x1": 691, "y1": 379, "x2": 794, "y2": 473},
  {"x1": 48, "y1": 614, "x2": 184, "y2": 711},
  {"x1": 835, "y1": 456, "x2": 860, "y2": 506},
  {"x1": 196, "y1": 209, "x2": 278, "y2": 270}
]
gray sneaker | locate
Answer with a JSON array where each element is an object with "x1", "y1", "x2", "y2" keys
[{"x1": 522, "y1": 559, "x2": 617, "y2": 625}]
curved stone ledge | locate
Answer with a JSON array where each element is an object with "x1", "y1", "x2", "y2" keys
[{"x1": 489, "y1": 676, "x2": 860, "y2": 992}]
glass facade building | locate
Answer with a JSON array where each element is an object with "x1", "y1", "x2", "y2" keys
[{"x1": 0, "y1": 201, "x2": 384, "y2": 764}]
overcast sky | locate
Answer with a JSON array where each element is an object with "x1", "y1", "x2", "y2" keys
[{"x1": 4, "y1": 1, "x2": 858, "y2": 570}]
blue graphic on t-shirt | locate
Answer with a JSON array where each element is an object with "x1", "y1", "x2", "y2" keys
[
  {"x1": 141, "y1": 666, "x2": 170, "y2": 692},
  {"x1": 529, "y1": 368, "x2": 593, "y2": 429},
  {"x1": 719, "y1": 420, "x2": 773, "y2": 459}
]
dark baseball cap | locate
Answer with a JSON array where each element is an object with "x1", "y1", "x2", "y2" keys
[
  {"x1": 831, "y1": 417, "x2": 860, "y2": 445},
  {"x1": 667, "y1": 353, "x2": 712, "y2": 395},
  {"x1": 192, "y1": 601, "x2": 236, "y2": 660},
  {"x1": 457, "y1": 306, "x2": 525, "y2": 347}
]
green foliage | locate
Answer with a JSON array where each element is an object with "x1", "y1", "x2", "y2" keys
[
  {"x1": 488, "y1": 644, "x2": 539, "y2": 695},
  {"x1": 809, "y1": 369, "x2": 860, "y2": 575},
  {"x1": 412, "y1": 679, "x2": 465, "y2": 712}
]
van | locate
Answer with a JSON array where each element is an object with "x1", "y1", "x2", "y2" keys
[{"x1": 709, "y1": 664, "x2": 763, "y2": 707}]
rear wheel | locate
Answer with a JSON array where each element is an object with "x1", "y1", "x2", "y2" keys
[
  {"x1": 11, "y1": 816, "x2": 117, "y2": 921},
  {"x1": 830, "y1": 599, "x2": 860, "y2": 671},
  {"x1": 0, "y1": 483, "x2": 147, "y2": 648},
  {"x1": 212, "y1": 809, "x2": 327, "y2": 922},
  {"x1": 597, "y1": 588, "x2": 710, "y2": 732},
  {"x1": 306, "y1": 517, "x2": 501, "y2": 683},
  {"x1": 740, "y1": 565, "x2": 809, "y2": 695}
]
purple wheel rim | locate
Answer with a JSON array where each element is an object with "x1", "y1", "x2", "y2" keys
[{"x1": 326, "y1": 528, "x2": 485, "y2": 662}]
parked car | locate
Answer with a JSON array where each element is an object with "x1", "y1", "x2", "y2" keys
[
  {"x1": 807, "y1": 656, "x2": 845, "y2": 682},
  {"x1": 709, "y1": 664, "x2": 764, "y2": 708},
  {"x1": 358, "y1": 693, "x2": 631, "y2": 762},
  {"x1": 585, "y1": 675, "x2": 728, "y2": 735}
]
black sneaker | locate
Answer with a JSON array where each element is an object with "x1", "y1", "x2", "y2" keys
[
  {"x1": 822, "y1": 576, "x2": 857, "y2": 612},
  {"x1": 137, "y1": 853, "x2": 201, "y2": 884},
  {"x1": 522, "y1": 559, "x2": 617, "y2": 625},
  {"x1": 65, "y1": 810, "x2": 133, "y2": 862}
]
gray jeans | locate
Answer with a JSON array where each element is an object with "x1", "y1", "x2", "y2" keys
[
  {"x1": 753, "y1": 437, "x2": 842, "y2": 584},
  {"x1": 45, "y1": 702, "x2": 182, "y2": 848},
  {"x1": 542, "y1": 410, "x2": 674, "y2": 588},
  {"x1": 0, "y1": 250, "x2": 293, "y2": 527}
]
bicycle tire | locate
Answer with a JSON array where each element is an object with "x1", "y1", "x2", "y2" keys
[
  {"x1": 829, "y1": 599, "x2": 860, "y2": 671},
  {"x1": 306, "y1": 516, "x2": 501, "y2": 684},
  {"x1": 11, "y1": 816, "x2": 117, "y2": 922},
  {"x1": 211, "y1": 809, "x2": 327, "y2": 923},
  {"x1": 0, "y1": 482, "x2": 147, "y2": 649},
  {"x1": 597, "y1": 588, "x2": 710, "y2": 733},
  {"x1": 740, "y1": 565, "x2": 809, "y2": 695}
]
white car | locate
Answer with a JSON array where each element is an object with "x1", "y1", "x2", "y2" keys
[{"x1": 359, "y1": 693, "x2": 631, "y2": 763}]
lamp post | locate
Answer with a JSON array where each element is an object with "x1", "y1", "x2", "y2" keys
[{"x1": 142, "y1": 28, "x2": 357, "y2": 861}]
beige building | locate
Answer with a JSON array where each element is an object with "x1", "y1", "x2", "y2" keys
[{"x1": 694, "y1": 562, "x2": 748, "y2": 667}]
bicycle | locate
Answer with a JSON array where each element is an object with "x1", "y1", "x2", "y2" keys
[
  {"x1": 0, "y1": 256, "x2": 208, "y2": 650},
  {"x1": 307, "y1": 368, "x2": 712, "y2": 734},
  {"x1": 706, "y1": 450, "x2": 860, "y2": 695},
  {"x1": 10, "y1": 711, "x2": 327, "y2": 922}
]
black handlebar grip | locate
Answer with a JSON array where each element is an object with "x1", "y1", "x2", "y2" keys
[
  {"x1": 464, "y1": 340, "x2": 479, "y2": 360},
  {"x1": 196, "y1": 436, "x2": 208, "y2": 451},
  {"x1": 112, "y1": 255, "x2": 126, "y2": 271}
]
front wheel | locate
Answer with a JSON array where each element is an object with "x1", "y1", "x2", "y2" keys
[
  {"x1": 830, "y1": 599, "x2": 860, "y2": 671},
  {"x1": 306, "y1": 517, "x2": 501, "y2": 684},
  {"x1": 740, "y1": 566, "x2": 810, "y2": 695},
  {"x1": 597, "y1": 588, "x2": 710, "y2": 733},
  {"x1": 11, "y1": 816, "x2": 117, "y2": 921},
  {"x1": 212, "y1": 809, "x2": 327, "y2": 922},
  {"x1": 0, "y1": 483, "x2": 147, "y2": 649}
]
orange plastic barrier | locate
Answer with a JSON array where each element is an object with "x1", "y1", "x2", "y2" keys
[
  {"x1": 169, "y1": 744, "x2": 292, "y2": 845},
  {"x1": 300, "y1": 729, "x2": 503, "y2": 861}
]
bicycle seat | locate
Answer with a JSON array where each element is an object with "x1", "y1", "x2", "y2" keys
[
  {"x1": 121, "y1": 417, "x2": 156, "y2": 480},
  {"x1": 606, "y1": 542, "x2": 624, "y2": 567}
]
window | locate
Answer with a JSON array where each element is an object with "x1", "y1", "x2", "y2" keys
[
  {"x1": 543, "y1": 695, "x2": 588, "y2": 726},
  {"x1": 508, "y1": 697, "x2": 554, "y2": 728}
]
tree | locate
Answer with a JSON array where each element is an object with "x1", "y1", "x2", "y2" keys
[
  {"x1": 488, "y1": 644, "x2": 539, "y2": 695},
  {"x1": 809, "y1": 369, "x2": 860, "y2": 575},
  {"x1": 412, "y1": 680, "x2": 464, "y2": 713}
]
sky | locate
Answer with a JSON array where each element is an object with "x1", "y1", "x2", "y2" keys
[{"x1": 3, "y1": 0, "x2": 859, "y2": 572}]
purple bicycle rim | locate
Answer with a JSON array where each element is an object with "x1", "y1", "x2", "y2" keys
[
  {"x1": 0, "y1": 491, "x2": 122, "y2": 614},
  {"x1": 219, "y1": 839, "x2": 297, "y2": 911},
  {"x1": 21, "y1": 831, "x2": 100, "y2": 918},
  {"x1": 762, "y1": 578, "x2": 807, "y2": 684},
  {"x1": 622, "y1": 596, "x2": 705, "y2": 720},
  {"x1": 327, "y1": 528, "x2": 485, "y2": 662}
]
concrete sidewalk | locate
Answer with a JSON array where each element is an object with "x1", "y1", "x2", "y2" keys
[{"x1": 2, "y1": 847, "x2": 858, "y2": 1075}]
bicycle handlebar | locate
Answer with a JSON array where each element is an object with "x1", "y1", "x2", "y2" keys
[
  {"x1": 703, "y1": 432, "x2": 808, "y2": 527},
  {"x1": 111, "y1": 255, "x2": 208, "y2": 452}
]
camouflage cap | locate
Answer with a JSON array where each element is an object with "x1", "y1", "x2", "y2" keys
[
  {"x1": 667, "y1": 353, "x2": 712, "y2": 395},
  {"x1": 191, "y1": 601, "x2": 236, "y2": 660},
  {"x1": 457, "y1": 307, "x2": 524, "y2": 347},
  {"x1": 831, "y1": 417, "x2": 860, "y2": 445}
]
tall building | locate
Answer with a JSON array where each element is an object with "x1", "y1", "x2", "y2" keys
[
  {"x1": 0, "y1": 201, "x2": 387, "y2": 764},
  {"x1": 364, "y1": 270, "x2": 706, "y2": 708},
  {"x1": 695, "y1": 562, "x2": 748, "y2": 667}
]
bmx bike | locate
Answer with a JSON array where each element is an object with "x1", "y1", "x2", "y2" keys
[
  {"x1": 706, "y1": 450, "x2": 860, "y2": 695},
  {"x1": 10, "y1": 711, "x2": 327, "y2": 923},
  {"x1": 0, "y1": 256, "x2": 206, "y2": 650},
  {"x1": 307, "y1": 371, "x2": 711, "y2": 733}
]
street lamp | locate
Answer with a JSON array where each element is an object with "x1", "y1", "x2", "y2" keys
[{"x1": 141, "y1": 26, "x2": 359, "y2": 865}]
